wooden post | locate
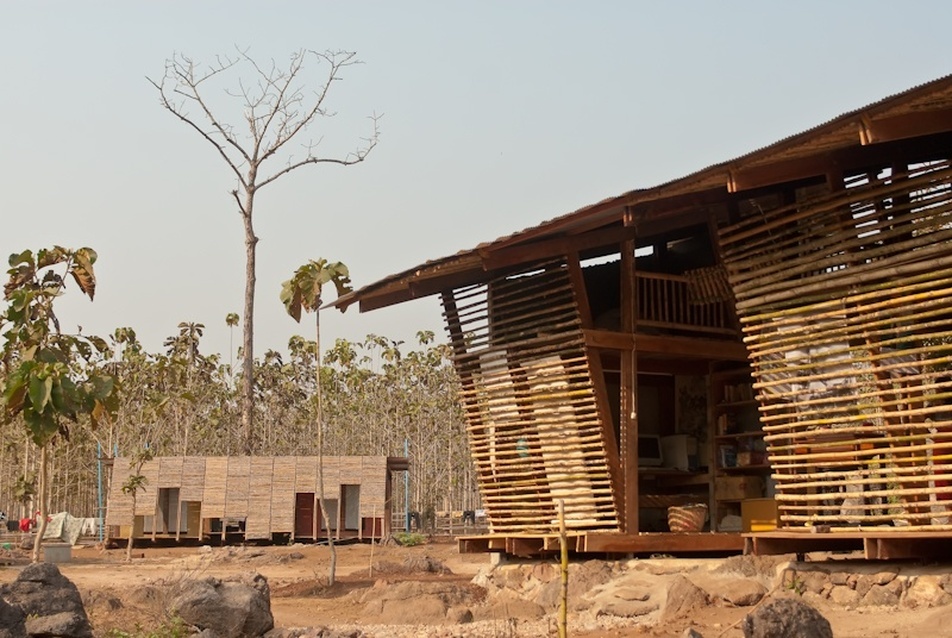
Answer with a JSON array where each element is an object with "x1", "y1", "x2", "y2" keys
[
  {"x1": 369, "y1": 504, "x2": 376, "y2": 579},
  {"x1": 621, "y1": 206, "x2": 640, "y2": 534}
]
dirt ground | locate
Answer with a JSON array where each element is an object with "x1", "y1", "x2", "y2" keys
[{"x1": 2, "y1": 538, "x2": 951, "y2": 637}]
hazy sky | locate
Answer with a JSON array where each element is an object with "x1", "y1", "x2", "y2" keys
[{"x1": 3, "y1": 2, "x2": 952, "y2": 361}]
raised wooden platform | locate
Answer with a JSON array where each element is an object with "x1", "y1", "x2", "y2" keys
[
  {"x1": 459, "y1": 531, "x2": 745, "y2": 557},
  {"x1": 746, "y1": 530, "x2": 952, "y2": 560}
]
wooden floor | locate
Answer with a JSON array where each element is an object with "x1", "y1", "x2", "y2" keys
[
  {"x1": 458, "y1": 532, "x2": 744, "y2": 557},
  {"x1": 746, "y1": 530, "x2": 952, "y2": 560}
]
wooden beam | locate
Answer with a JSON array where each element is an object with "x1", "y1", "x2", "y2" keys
[
  {"x1": 583, "y1": 531, "x2": 744, "y2": 554},
  {"x1": 357, "y1": 268, "x2": 488, "y2": 312},
  {"x1": 486, "y1": 198, "x2": 628, "y2": 253},
  {"x1": 860, "y1": 107, "x2": 952, "y2": 145},
  {"x1": 727, "y1": 132, "x2": 952, "y2": 194},
  {"x1": 480, "y1": 225, "x2": 636, "y2": 271},
  {"x1": 583, "y1": 329, "x2": 748, "y2": 361}
]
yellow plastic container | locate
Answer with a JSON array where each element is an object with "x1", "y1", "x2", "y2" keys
[{"x1": 741, "y1": 498, "x2": 777, "y2": 532}]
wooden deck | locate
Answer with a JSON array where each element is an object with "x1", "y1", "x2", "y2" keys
[
  {"x1": 746, "y1": 530, "x2": 952, "y2": 560},
  {"x1": 459, "y1": 531, "x2": 744, "y2": 557}
]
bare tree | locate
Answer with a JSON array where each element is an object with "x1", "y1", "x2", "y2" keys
[{"x1": 149, "y1": 48, "x2": 379, "y2": 453}]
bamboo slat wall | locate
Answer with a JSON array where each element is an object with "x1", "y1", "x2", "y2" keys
[
  {"x1": 133, "y1": 459, "x2": 159, "y2": 517},
  {"x1": 270, "y1": 457, "x2": 297, "y2": 532},
  {"x1": 358, "y1": 457, "x2": 388, "y2": 517},
  {"x1": 224, "y1": 457, "x2": 251, "y2": 518},
  {"x1": 719, "y1": 161, "x2": 952, "y2": 531},
  {"x1": 105, "y1": 456, "x2": 396, "y2": 537},
  {"x1": 158, "y1": 457, "x2": 183, "y2": 488},
  {"x1": 246, "y1": 458, "x2": 274, "y2": 539},
  {"x1": 442, "y1": 259, "x2": 620, "y2": 533},
  {"x1": 180, "y1": 457, "x2": 206, "y2": 501},
  {"x1": 202, "y1": 458, "x2": 228, "y2": 518}
]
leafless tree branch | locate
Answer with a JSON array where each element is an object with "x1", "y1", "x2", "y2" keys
[
  {"x1": 150, "y1": 46, "x2": 379, "y2": 455},
  {"x1": 257, "y1": 111, "x2": 381, "y2": 191}
]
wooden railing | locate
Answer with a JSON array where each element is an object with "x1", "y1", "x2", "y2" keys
[{"x1": 637, "y1": 272, "x2": 736, "y2": 335}]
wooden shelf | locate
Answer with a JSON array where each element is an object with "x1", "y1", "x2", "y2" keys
[
  {"x1": 710, "y1": 364, "x2": 770, "y2": 532},
  {"x1": 715, "y1": 432, "x2": 763, "y2": 441},
  {"x1": 718, "y1": 464, "x2": 771, "y2": 473},
  {"x1": 715, "y1": 399, "x2": 759, "y2": 410}
]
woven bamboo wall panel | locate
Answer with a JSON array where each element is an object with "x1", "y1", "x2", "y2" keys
[
  {"x1": 201, "y1": 458, "x2": 228, "y2": 518},
  {"x1": 157, "y1": 457, "x2": 183, "y2": 488},
  {"x1": 180, "y1": 457, "x2": 206, "y2": 501},
  {"x1": 321, "y1": 458, "x2": 342, "y2": 499},
  {"x1": 270, "y1": 457, "x2": 296, "y2": 533},
  {"x1": 244, "y1": 458, "x2": 274, "y2": 539},
  {"x1": 133, "y1": 457, "x2": 159, "y2": 517},
  {"x1": 224, "y1": 457, "x2": 251, "y2": 518},
  {"x1": 443, "y1": 259, "x2": 619, "y2": 533},
  {"x1": 294, "y1": 457, "x2": 317, "y2": 493},
  {"x1": 104, "y1": 457, "x2": 133, "y2": 525},
  {"x1": 719, "y1": 161, "x2": 952, "y2": 530}
]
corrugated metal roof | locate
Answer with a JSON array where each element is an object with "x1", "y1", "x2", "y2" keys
[{"x1": 335, "y1": 73, "x2": 952, "y2": 312}]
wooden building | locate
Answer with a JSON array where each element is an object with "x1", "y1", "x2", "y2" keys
[
  {"x1": 105, "y1": 456, "x2": 408, "y2": 543},
  {"x1": 333, "y1": 75, "x2": 952, "y2": 558}
]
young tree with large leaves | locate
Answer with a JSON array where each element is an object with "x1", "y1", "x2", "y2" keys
[
  {"x1": 281, "y1": 258, "x2": 351, "y2": 586},
  {"x1": 0, "y1": 247, "x2": 119, "y2": 562},
  {"x1": 150, "y1": 49, "x2": 379, "y2": 454}
]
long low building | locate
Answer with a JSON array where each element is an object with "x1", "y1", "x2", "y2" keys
[{"x1": 105, "y1": 455, "x2": 409, "y2": 543}]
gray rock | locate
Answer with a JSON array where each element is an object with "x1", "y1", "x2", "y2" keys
[
  {"x1": 721, "y1": 579, "x2": 767, "y2": 607},
  {"x1": 446, "y1": 606, "x2": 474, "y2": 623},
  {"x1": 661, "y1": 576, "x2": 710, "y2": 622},
  {"x1": 874, "y1": 569, "x2": 899, "y2": 586},
  {"x1": 170, "y1": 573, "x2": 273, "y2": 638},
  {"x1": 902, "y1": 575, "x2": 952, "y2": 609},
  {"x1": 25, "y1": 612, "x2": 92, "y2": 638},
  {"x1": 0, "y1": 596, "x2": 26, "y2": 638},
  {"x1": 829, "y1": 584, "x2": 861, "y2": 607},
  {"x1": 0, "y1": 562, "x2": 91, "y2": 638},
  {"x1": 682, "y1": 629, "x2": 704, "y2": 638},
  {"x1": 789, "y1": 568, "x2": 828, "y2": 595},
  {"x1": 861, "y1": 582, "x2": 902, "y2": 607},
  {"x1": 851, "y1": 574, "x2": 874, "y2": 599},
  {"x1": 742, "y1": 597, "x2": 833, "y2": 638},
  {"x1": 593, "y1": 597, "x2": 658, "y2": 618},
  {"x1": 474, "y1": 593, "x2": 546, "y2": 622}
]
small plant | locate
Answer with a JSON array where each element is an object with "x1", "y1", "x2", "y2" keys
[
  {"x1": 784, "y1": 571, "x2": 806, "y2": 596},
  {"x1": 104, "y1": 616, "x2": 189, "y2": 638},
  {"x1": 392, "y1": 531, "x2": 427, "y2": 547}
]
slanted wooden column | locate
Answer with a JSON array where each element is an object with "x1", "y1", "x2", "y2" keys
[
  {"x1": 567, "y1": 251, "x2": 624, "y2": 527},
  {"x1": 620, "y1": 207, "x2": 639, "y2": 533}
]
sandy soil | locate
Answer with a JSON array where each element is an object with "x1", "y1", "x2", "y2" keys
[{"x1": 1, "y1": 538, "x2": 951, "y2": 637}]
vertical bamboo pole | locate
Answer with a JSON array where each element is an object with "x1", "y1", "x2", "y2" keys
[{"x1": 558, "y1": 499, "x2": 568, "y2": 638}]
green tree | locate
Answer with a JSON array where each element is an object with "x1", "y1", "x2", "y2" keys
[
  {"x1": 0, "y1": 247, "x2": 119, "y2": 562},
  {"x1": 150, "y1": 49, "x2": 379, "y2": 455},
  {"x1": 281, "y1": 258, "x2": 351, "y2": 585}
]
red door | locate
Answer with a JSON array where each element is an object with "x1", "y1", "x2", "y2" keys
[{"x1": 294, "y1": 493, "x2": 314, "y2": 538}]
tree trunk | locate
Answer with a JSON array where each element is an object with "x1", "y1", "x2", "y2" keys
[
  {"x1": 31, "y1": 445, "x2": 49, "y2": 563},
  {"x1": 315, "y1": 308, "x2": 336, "y2": 585},
  {"x1": 126, "y1": 494, "x2": 137, "y2": 562},
  {"x1": 240, "y1": 189, "x2": 258, "y2": 455}
]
